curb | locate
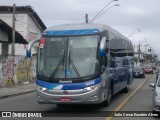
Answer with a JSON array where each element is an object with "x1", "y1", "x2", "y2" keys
[{"x1": 0, "y1": 89, "x2": 36, "y2": 100}]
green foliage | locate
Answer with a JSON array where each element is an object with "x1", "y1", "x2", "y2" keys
[
  {"x1": 144, "y1": 54, "x2": 154, "y2": 63},
  {"x1": 134, "y1": 57, "x2": 138, "y2": 63}
]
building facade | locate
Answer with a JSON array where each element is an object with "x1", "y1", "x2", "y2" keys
[
  {"x1": 0, "y1": 19, "x2": 27, "y2": 55},
  {"x1": 0, "y1": 5, "x2": 46, "y2": 55}
]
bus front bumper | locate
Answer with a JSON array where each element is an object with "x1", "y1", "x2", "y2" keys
[{"x1": 36, "y1": 84, "x2": 103, "y2": 104}]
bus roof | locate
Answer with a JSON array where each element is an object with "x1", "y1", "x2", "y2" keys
[{"x1": 44, "y1": 23, "x2": 130, "y2": 42}]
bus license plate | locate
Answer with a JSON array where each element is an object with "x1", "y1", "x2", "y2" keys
[{"x1": 60, "y1": 97, "x2": 72, "y2": 102}]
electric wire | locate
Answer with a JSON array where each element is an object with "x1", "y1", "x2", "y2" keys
[
  {"x1": 90, "y1": 0, "x2": 115, "y2": 23},
  {"x1": 91, "y1": 5, "x2": 117, "y2": 23}
]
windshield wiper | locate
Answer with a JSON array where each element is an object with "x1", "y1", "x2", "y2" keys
[
  {"x1": 49, "y1": 58, "x2": 64, "y2": 81},
  {"x1": 49, "y1": 50, "x2": 65, "y2": 81},
  {"x1": 69, "y1": 59, "x2": 81, "y2": 78},
  {"x1": 49, "y1": 48, "x2": 81, "y2": 80},
  {"x1": 68, "y1": 50, "x2": 81, "y2": 78}
]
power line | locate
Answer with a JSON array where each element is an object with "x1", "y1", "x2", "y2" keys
[
  {"x1": 15, "y1": 15, "x2": 85, "y2": 28},
  {"x1": 91, "y1": 4, "x2": 119, "y2": 23},
  {"x1": 40, "y1": 15, "x2": 85, "y2": 21},
  {"x1": 26, "y1": 11, "x2": 85, "y2": 21},
  {"x1": 90, "y1": 0, "x2": 118, "y2": 23}
]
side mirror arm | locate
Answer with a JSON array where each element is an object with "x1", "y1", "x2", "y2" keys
[{"x1": 26, "y1": 39, "x2": 40, "y2": 58}]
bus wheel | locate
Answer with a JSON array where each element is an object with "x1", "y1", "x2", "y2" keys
[
  {"x1": 122, "y1": 85, "x2": 129, "y2": 93},
  {"x1": 102, "y1": 89, "x2": 112, "y2": 107},
  {"x1": 143, "y1": 74, "x2": 145, "y2": 78}
]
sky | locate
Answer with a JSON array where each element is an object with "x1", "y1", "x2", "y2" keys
[{"x1": 1, "y1": 0, "x2": 160, "y2": 57}]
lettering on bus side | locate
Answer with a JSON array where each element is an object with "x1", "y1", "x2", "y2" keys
[
  {"x1": 59, "y1": 80, "x2": 72, "y2": 83},
  {"x1": 85, "y1": 81, "x2": 95, "y2": 86}
]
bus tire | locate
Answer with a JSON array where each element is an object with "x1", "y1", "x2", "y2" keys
[
  {"x1": 102, "y1": 81, "x2": 113, "y2": 107},
  {"x1": 143, "y1": 74, "x2": 145, "y2": 78},
  {"x1": 122, "y1": 84, "x2": 129, "y2": 93},
  {"x1": 102, "y1": 88, "x2": 112, "y2": 107}
]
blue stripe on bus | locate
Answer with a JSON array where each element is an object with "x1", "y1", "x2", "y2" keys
[
  {"x1": 36, "y1": 78, "x2": 101, "y2": 90},
  {"x1": 43, "y1": 29, "x2": 100, "y2": 36}
]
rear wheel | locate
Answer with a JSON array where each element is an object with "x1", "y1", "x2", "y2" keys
[
  {"x1": 122, "y1": 84, "x2": 129, "y2": 93},
  {"x1": 143, "y1": 74, "x2": 145, "y2": 78}
]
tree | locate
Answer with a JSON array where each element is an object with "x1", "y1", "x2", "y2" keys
[{"x1": 134, "y1": 57, "x2": 138, "y2": 64}]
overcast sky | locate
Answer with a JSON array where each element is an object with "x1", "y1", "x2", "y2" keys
[{"x1": 1, "y1": 0, "x2": 160, "y2": 57}]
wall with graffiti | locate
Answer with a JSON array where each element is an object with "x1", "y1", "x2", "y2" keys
[{"x1": 0, "y1": 55, "x2": 37, "y2": 87}]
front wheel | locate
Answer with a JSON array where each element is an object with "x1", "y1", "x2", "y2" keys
[{"x1": 102, "y1": 89, "x2": 112, "y2": 107}]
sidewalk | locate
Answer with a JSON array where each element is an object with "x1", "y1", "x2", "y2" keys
[{"x1": 0, "y1": 82, "x2": 36, "y2": 99}]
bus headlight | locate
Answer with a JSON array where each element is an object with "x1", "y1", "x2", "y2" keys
[
  {"x1": 84, "y1": 84, "x2": 101, "y2": 91},
  {"x1": 37, "y1": 86, "x2": 47, "y2": 92},
  {"x1": 85, "y1": 87, "x2": 92, "y2": 91}
]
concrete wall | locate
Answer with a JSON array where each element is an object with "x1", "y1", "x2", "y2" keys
[
  {"x1": 27, "y1": 15, "x2": 42, "y2": 40},
  {"x1": 0, "y1": 14, "x2": 43, "y2": 55},
  {"x1": 0, "y1": 55, "x2": 37, "y2": 87}
]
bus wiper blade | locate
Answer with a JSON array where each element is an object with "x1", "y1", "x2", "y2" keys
[
  {"x1": 68, "y1": 49, "x2": 81, "y2": 78},
  {"x1": 70, "y1": 59, "x2": 81, "y2": 78},
  {"x1": 49, "y1": 59, "x2": 64, "y2": 81}
]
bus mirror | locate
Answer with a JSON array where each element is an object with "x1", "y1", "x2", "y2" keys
[
  {"x1": 99, "y1": 37, "x2": 107, "y2": 57},
  {"x1": 26, "y1": 39, "x2": 40, "y2": 58}
]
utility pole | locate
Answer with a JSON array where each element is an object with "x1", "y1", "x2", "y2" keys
[
  {"x1": 138, "y1": 43, "x2": 141, "y2": 63},
  {"x1": 144, "y1": 44, "x2": 149, "y2": 54},
  {"x1": 85, "y1": 14, "x2": 88, "y2": 23},
  {"x1": 12, "y1": 3, "x2": 16, "y2": 56}
]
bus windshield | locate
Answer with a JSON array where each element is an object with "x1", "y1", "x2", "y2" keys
[{"x1": 37, "y1": 35, "x2": 100, "y2": 80}]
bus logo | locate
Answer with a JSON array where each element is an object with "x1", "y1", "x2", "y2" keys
[
  {"x1": 63, "y1": 90, "x2": 68, "y2": 94},
  {"x1": 86, "y1": 81, "x2": 95, "y2": 86},
  {"x1": 59, "y1": 80, "x2": 72, "y2": 83},
  {"x1": 67, "y1": 70, "x2": 72, "y2": 76}
]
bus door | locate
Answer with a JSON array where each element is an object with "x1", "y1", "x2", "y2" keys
[
  {"x1": 110, "y1": 58, "x2": 118, "y2": 94},
  {"x1": 116, "y1": 58, "x2": 126, "y2": 91}
]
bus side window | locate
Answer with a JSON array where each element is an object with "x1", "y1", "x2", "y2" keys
[
  {"x1": 100, "y1": 39, "x2": 109, "y2": 73},
  {"x1": 110, "y1": 58, "x2": 116, "y2": 68}
]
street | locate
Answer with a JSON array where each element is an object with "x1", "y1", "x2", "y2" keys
[
  {"x1": 0, "y1": 1, "x2": 160, "y2": 120},
  {"x1": 0, "y1": 73, "x2": 159, "y2": 120}
]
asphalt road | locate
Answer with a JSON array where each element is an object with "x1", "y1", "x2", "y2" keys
[
  {"x1": 111, "y1": 73, "x2": 159, "y2": 120},
  {"x1": 0, "y1": 73, "x2": 159, "y2": 120}
]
